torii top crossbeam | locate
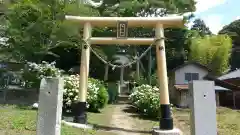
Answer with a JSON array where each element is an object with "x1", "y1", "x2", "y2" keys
[
  {"x1": 65, "y1": 15, "x2": 184, "y2": 130},
  {"x1": 65, "y1": 15, "x2": 184, "y2": 28}
]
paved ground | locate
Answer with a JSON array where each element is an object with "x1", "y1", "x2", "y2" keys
[{"x1": 110, "y1": 103, "x2": 141, "y2": 135}]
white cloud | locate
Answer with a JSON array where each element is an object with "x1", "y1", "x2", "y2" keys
[
  {"x1": 187, "y1": 14, "x2": 224, "y2": 34},
  {"x1": 195, "y1": 0, "x2": 227, "y2": 13},
  {"x1": 235, "y1": 16, "x2": 240, "y2": 20},
  {"x1": 201, "y1": 14, "x2": 224, "y2": 34},
  {"x1": 186, "y1": 1, "x2": 227, "y2": 33}
]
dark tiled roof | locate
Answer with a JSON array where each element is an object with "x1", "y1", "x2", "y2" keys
[
  {"x1": 218, "y1": 69, "x2": 240, "y2": 80},
  {"x1": 205, "y1": 75, "x2": 240, "y2": 91},
  {"x1": 171, "y1": 61, "x2": 211, "y2": 72},
  {"x1": 223, "y1": 77, "x2": 240, "y2": 86}
]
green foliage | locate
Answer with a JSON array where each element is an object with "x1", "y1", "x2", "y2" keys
[
  {"x1": 129, "y1": 84, "x2": 160, "y2": 118},
  {"x1": 91, "y1": 0, "x2": 196, "y2": 80},
  {"x1": 134, "y1": 72, "x2": 158, "y2": 86},
  {"x1": 2, "y1": 0, "x2": 99, "y2": 63},
  {"x1": 3, "y1": 0, "x2": 64, "y2": 62},
  {"x1": 219, "y1": 19, "x2": 240, "y2": 46},
  {"x1": 22, "y1": 61, "x2": 63, "y2": 88},
  {"x1": 63, "y1": 75, "x2": 108, "y2": 113},
  {"x1": 107, "y1": 82, "x2": 119, "y2": 104},
  {"x1": 2, "y1": 0, "x2": 198, "y2": 83},
  {"x1": 189, "y1": 35, "x2": 232, "y2": 75},
  {"x1": 191, "y1": 18, "x2": 212, "y2": 37},
  {"x1": 87, "y1": 77, "x2": 109, "y2": 112},
  {"x1": 97, "y1": 86, "x2": 109, "y2": 108},
  {"x1": 164, "y1": 28, "x2": 192, "y2": 70},
  {"x1": 219, "y1": 19, "x2": 240, "y2": 70},
  {"x1": 97, "y1": 0, "x2": 196, "y2": 17}
]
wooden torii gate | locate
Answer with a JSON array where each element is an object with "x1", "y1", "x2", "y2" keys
[{"x1": 65, "y1": 15, "x2": 184, "y2": 131}]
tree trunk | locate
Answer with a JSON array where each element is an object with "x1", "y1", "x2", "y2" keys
[
  {"x1": 104, "y1": 64, "x2": 109, "y2": 81},
  {"x1": 135, "y1": 47, "x2": 140, "y2": 80},
  {"x1": 148, "y1": 49, "x2": 152, "y2": 85},
  {"x1": 139, "y1": 60, "x2": 146, "y2": 73},
  {"x1": 136, "y1": 60, "x2": 140, "y2": 79}
]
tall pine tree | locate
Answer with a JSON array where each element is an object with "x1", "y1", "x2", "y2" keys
[{"x1": 191, "y1": 18, "x2": 212, "y2": 37}]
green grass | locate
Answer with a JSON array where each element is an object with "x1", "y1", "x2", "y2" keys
[
  {"x1": 173, "y1": 107, "x2": 240, "y2": 135},
  {"x1": 0, "y1": 103, "x2": 160, "y2": 135},
  {"x1": 0, "y1": 104, "x2": 117, "y2": 135}
]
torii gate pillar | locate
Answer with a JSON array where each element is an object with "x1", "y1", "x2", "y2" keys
[
  {"x1": 66, "y1": 15, "x2": 183, "y2": 134},
  {"x1": 155, "y1": 23, "x2": 173, "y2": 130}
]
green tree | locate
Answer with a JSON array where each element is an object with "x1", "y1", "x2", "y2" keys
[
  {"x1": 96, "y1": 0, "x2": 196, "y2": 17},
  {"x1": 191, "y1": 18, "x2": 212, "y2": 37},
  {"x1": 1, "y1": 0, "x2": 99, "y2": 63},
  {"x1": 189, "y1": 35, "x2": 232, "y2": 75},
  {"x1": 219, "y1": 19, "x2": 240, "y2": 70},
  {"x1": 2, "y1": 0, "x2": 64, "y2": 62},
  {"x1": 91, "y1": 0, "x2": 197, "y2": 80}
]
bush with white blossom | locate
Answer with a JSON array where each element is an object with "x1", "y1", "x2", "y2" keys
[
  {"x1": 22, "y1": 61, "x2": 63, "y2": 88},
  {"x1": 22, "y1": 61, "x2": 108, "y2": 113},
  {"x1": 129, "y1": 84, "x2": 160, "y2": 118},
  {"x1": 63, "y1": 75, "x2": 80, "y2": 112},
  {"x1": 63, "y1": 75, "x2": 108, "y2": 113}
]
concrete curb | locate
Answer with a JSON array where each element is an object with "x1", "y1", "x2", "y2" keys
[{"x1": 61, "y1": 120, "x2": 93, "y2": 129}]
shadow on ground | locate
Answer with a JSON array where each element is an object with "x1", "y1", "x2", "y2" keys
[
  {"x1": 91, "y1": 123, "x2": 152, "y2": 134},
  {"x1": 123, "y1": 105, "x2": 158, "y2": 122}
]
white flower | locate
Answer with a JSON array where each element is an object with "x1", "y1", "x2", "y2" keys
[
  {"x1": 66, "y1": 100, "x2": 72, "y2": 105},
  {"x1": 144, "y1": 109, "x2": 147, "y2": 112},
  {"x1": 74, "y1": 97, "x2": 78, "y2": 101},
  {"x1": 68, "y1": 92, "x2": 73, "y2": 96},
  {"x1": 86, "y1": 103, "x2": 90, "y2": 108},
  {"x1": 32, "y1": 103, "x2": 38, "y2": 109}
]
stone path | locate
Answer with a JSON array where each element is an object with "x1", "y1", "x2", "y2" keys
[{"x1": 109, "y1": 103, "x2": 140, "y2": 135}]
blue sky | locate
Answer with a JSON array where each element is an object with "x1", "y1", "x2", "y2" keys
[{"x1": 189, "y1": 0, "x2": 240, "y2": 34}]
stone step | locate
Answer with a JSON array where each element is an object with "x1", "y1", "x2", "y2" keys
[{"x1": 118, "y1": 95, "x2": 129, "y2": 101}]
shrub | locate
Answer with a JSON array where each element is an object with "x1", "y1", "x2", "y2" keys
[
  {"x1": 87, "y1": 78, "x2": 109, "y2": 112},
  {"x1": 63, "y1": 75, "x2": 79, "y2": 112},
  {"x1": 63, "y1": 75, "x2": 108, "y2": 113},
  {"x1": 22, "y1": 61, "x2": 63, "y2": 89},
  {"x1": 107, "y1": 82, "x2": 119, "y2": 104},
  {"x1": 132, "y1": 71, "x2": 158, "y2": 87},
  {"x1": 129, "y1": 84, "x2": 160, "y2": 118}
]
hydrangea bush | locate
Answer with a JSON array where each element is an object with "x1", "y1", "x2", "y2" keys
[
  {"x1": 129, "y1": 84, "x2": 160, "y2": 118},
  {"x1": 63, "y1": 75, "x2": 108, "y2": 113},
  {"x1": 22, "y1": 61, "x2": 108, "y2": 113},
  {"x1": 22, "y1": 61, "x2": 63, "y2": 88},
  {"x1": 63, "y1": 75, "x2": 80, "y2": 112}
]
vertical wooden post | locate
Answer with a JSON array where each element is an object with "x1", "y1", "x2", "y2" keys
[
  {"x1": 117, "y1": 81, "x2": 121, "y2": 94},
  {"x1": 120, "y1": 67, "x2": 124, "y2": 93},
  {"x1": 155, "y1": 23, "x2": 173, "y2": 130},
  {"x1": 85, "y1": 22, "x2": 92, "y2": 78},
  {"x1": 134, "y1": 47, "x2": 140, "y2": 80},
  {"x1": 104, "y1": 64, "x2": 109, "y2": 81},
  {"x1": 233, "y1": 92, "x2": 236, "y2": 109},
  {"x1": 73, "y1": 22, "x2": 92, "y2": 124},
  {"x1": 215, "y1": 92, "x2": 220, "y2": 107},
  {"x1": 148, "y1": 48, "x2": 152, "y2": 85}
]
